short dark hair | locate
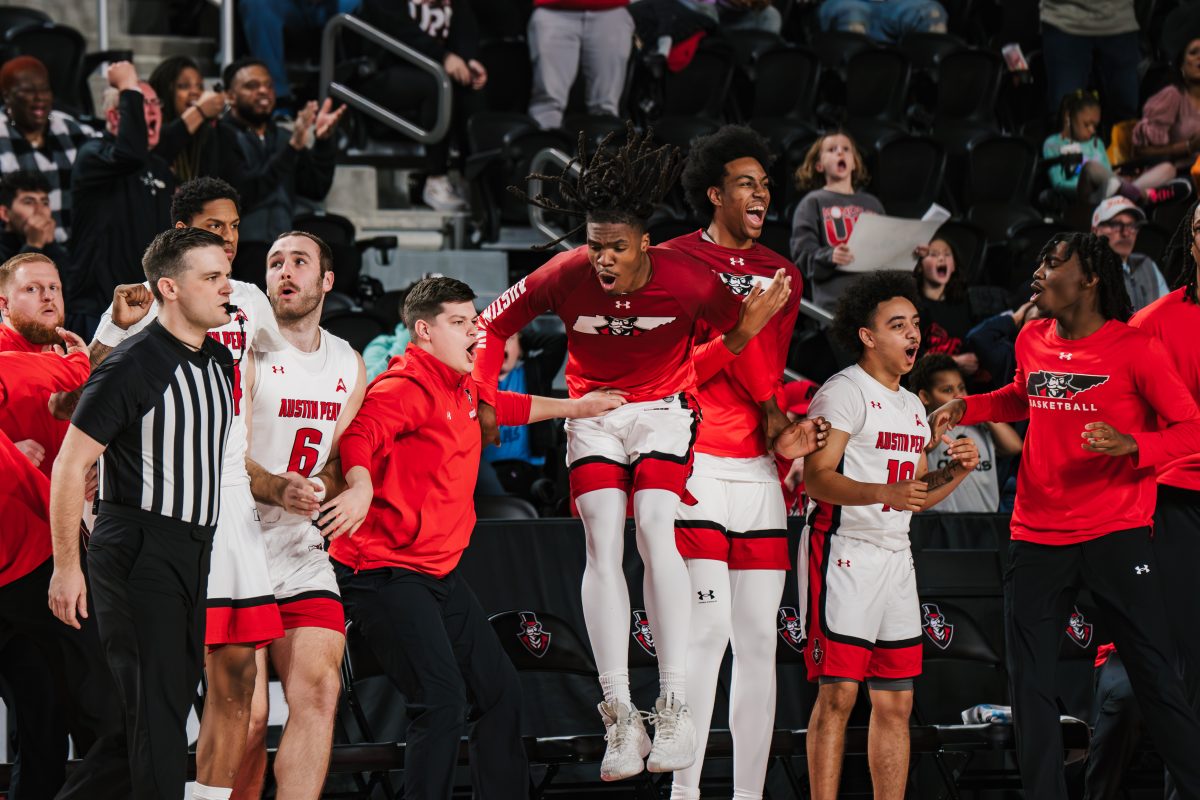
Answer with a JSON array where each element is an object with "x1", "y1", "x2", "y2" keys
[
  {"x1": 680, "y1": 125, "x2": 774, "y2": 219},
  {"x1": 833, "y1": 271, "x2": 921, "y2": 356},
  {"x1": 0, "y1": 171, "x2": 51, "y2": 207},
  {"x1": 1038, "y1": 231, "x2": 1133, "y2": 321},
  {"x1": 171, "y1": 177, "x2": 241, "y2": 225},
  {"x1": 148, "y1": 55, "x2": 202, "y2": 124},
  {"x1": 142, "y1": 227, "x2": 226, "y2": 302},
  {"x1": 222, "y1": 57, "x2": 270, "y2": 91},
  {"x1": 272, "y1": 230, "x2": 333, "y2": 276},
  {"x1": 908, "y1": 353, "x2": 961, "y2": 395},
  {"x1": 402, "y1": 277, "x2": 476, "y2": 329}
]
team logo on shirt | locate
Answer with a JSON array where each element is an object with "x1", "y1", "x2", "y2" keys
[
  {"x1": 572, "y1": 315, "x2": 676, "y2": 336},
  {"x1": 921, "y1": 603, "x2": 955, "y2": 650},
  {"x1": 1065, "y1": 606, "x2": 1094, "y2": 648},
  {"x1": 778, "y1": 607, "x2": 805, "y2": 652},
  {"x1": 516, "y1": 611, "x2": 552, "y2": 658},
  {"x1": 631, "y1": 609, "x2": 657, "y2": 657},
  {"x1": 811, "y1": 636, "x2": 824, "y2": 664},
  {"x1": 718, "y1": 273, "x2": 771, "y2": 296},
  {"x1": 1026, "y1": 371, "x2": 1109, "y2": 399}
]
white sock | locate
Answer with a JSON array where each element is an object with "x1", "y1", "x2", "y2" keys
[
  {"x1": 733, "y1": 791, "x2": 763, "y2": 800},
  {"x1": 634, "y1": 489, "x2": 693, "y2": 679},
  {"x1": 599, "y1": 669, "x2": 632, "y2": 709},
  {"x1": 729, "y1": 569, "x2": 787, "y2": 796},
  {"x1": 578, "y1": 489, "x2": 633, "y2": 680},
  {"x1": 670, "y1": 785, "x2": 701, "y2": 799},
  {"x1": 192, "y1": 785, "x2": 233, "y2": 800},
  {"x1": 659, "y1": 666, "x2": 686, "y2": 705}
]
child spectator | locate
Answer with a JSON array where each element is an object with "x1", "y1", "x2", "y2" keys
[
  {"x1": 789, "y1": 131, "x2": 884, "y2": 310},
  {"x1": 1043, "y1": 89, "x2": 1184, "y2": 206},
  {"x1": 912, "y1": 236, "x2": 980, "y2": 379},
  {"x1": 910, "y1": 353, "x2": 1022, "y2": 513}
]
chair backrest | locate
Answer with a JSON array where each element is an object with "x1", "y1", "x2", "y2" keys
[
  {"x1": 845, "y1": 48, "x2": 911, "y2": 122},
  {"x1": 933, "y1": 220, "x2": 988, "y2": 284},
  {"x1": 751, "y1": 46, "x2": 821, "y2": 120},
  {"x1": 810, "y1": 30, "x2": 876, "y2": 70},
  {"x1": 913, "y1": 598, "x2": 1008, "y2": 723},
  {"x1": 966, "y1": 135, "x2": 1037, "y2": 205},
  {"x1": 293, "y1": 211, "x2": 357, "y2": 247},
  {"x1": 724, "y1": 28, "x2": 786, "y2": 70},
  {"x1": 916, "y1": 598, "x2": 1002, "y2": 664},
  {"x1": 663, "y1": 43, "x2": 734, "y2": 119},
  {"x1": 914, "y1": 549, "x2": 1002, "y2": 596},
  {"x1": 3, "y1": 23, "x2": 86, "y2": 115},
  {"x1": 478, "y1": 38, "x2": 532, "y2": 113},
  {"x1": 897, "y1": 31, "x2": 968, "y2": 72},
  {"x1": 935, "y1": 49, "x2": 1004, "y2": 124},
  {"x1": 474, "y1": 494, "x2": 539, "y2": 520},
  {"x1": 870, "y1": 135, "x2": 945, "y2": 219},
  {"x1": 322, "y1": 311, "x2": 384, "y2": 353},
  {"x1": 0, "y1": 5, "x2": 49, "y2": 37},
  {"x1": 487, "y1": 610, "x2": 598, "y2": 676}
]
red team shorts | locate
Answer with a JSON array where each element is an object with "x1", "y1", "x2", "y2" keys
[
  {"x1": 804, "y1": 526, "x2": 922, "y2": 682},
  {"x1": 277, "y1": 593, "x2": 345, "y2": 634},
  {"x1": 674, "y1": 456, "x2": 790, "y2": 570},
  {"x1": 565, "y1": 393, "x2": 699, "y2": 500}
]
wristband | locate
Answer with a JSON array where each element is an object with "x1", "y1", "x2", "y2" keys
[{"x1": 93, "y1": 317, "x2": 130, "y2": 348}]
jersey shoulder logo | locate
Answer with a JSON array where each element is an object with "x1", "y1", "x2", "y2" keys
[
  {"x1": 718, "y1": 272, "x2": 771, "y2": 297},
  {"x1": 572, "y1": 315, "x2": 676, "y2": 336},
  {"x1": 1026, "y1": 370, "x2": 1108, "y2": 399},
  {"x1": 336, "y1": 378, "x2": 347, "y2": 393}
]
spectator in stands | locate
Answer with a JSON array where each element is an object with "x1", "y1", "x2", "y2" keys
[
  {"x1": 1134, "y1": 36, "x2": 1200, "y2": 170},
  {"x1": 239, "y1": 0, "x2": 360, "y2": 114},
  {"x1": 0, "y1": 56, "x2": 99, "y2": 242},
  {"x1": 1041, "y1": 0, "x2": 1140, "y2": 123},
  {"x1": 1092, "y1": 196, "x2": 1170, "y2": 312},
  {"x1": 364, "y1": 320, "x2": 412, "y2": 380},
  {"x1": 148, "y1": 55, "x2": 227, "y2": 182},
  {"x1": 356, "y1": 0, "x2": 487, "y2": 211},
  {"x1": 817, "y1": 0, "x2": 948, "y2": 42},
  {"x1": 219, "y1": 58, "x2": 343, "y2": 245},
  {"x1": 526, "y1": 1, "x2": 634, "y2": 131},
  {"x1": 789, "y1": 131, "x2": 884, "y2": 310},
  {"x1": 67, "y1": 61, "x2": 174, "y2": 339},
  {"x1": 0, "y1": 171, "x2": 69, "y2": 266},
  {"x1": 912, "y1": 237, "x2": 981, "y2": 379},
  {"x1": 1044, "y1": 89, "x2": 1183, "y2": 206},
  {"x1": 718, "y1": 0, "x2": 783, "y2": 33},
  {"x1": 964, "y1": 299, "x2": 1040, "y2": 393},
  {"x1": 910, "y1": 353, "x2": 1022, "y2": 513},
  {"x1": 483, "y1": 329, "x2": 568, "y2": 501}
]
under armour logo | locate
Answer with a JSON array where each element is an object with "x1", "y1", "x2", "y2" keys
[
  {"x1": 837, "y1": 559, "x2": 851, "y2": 567},
  {"x1": 729, "y1": 257, "x2": 745, "y2": 266},
  {"x1": 870, "y1": 401, "x2": 882, "y2": 409},
  {"x1": 272, "y1": 366, "x2": 285, "y2": 374},
  {"x1": 1134, "y1": 564, "x2": 1150, "y2": 575},
  {"x1": 1059, "y1": 352, "x2": 1073, "y2": 360},
  {"x1": 697, "y1": 590, "x2": 716, "y2": 601},
  {"x1": 615, "y1": 300, "x2": 631, "y2": 309}
]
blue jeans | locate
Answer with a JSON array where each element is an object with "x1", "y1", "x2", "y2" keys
[
  {"x1": 818, "y1": 0, "x2": 947, "y2": 43},
  {"x1": 239, "y1": 0, "x2": 361, "y2": 101},
  {"x1": 1041, "y1": 23, "x2": 1140, "y2": 122}
]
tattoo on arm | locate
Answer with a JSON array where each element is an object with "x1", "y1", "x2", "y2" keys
[
  {"x1": 924, "y1": 464, "x2": 960, "y2": 492},
  {"x1": 89, "y1": 342, "x2": 113, "y2": 367}
]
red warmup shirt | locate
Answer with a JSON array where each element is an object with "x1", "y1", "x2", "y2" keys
[
  {"x1": 329, "y1": 345, "x2": 531, "y2": 578},
  {"x1": 0, "y1": 325, "x2": 71, "y2": 477},
  {"x1": 662, "y1": 231, "x2": 803, "y2": 458},
  {"x1": 0, "y1": 350, "x2": 91, "y2": 587},
  {"x1": 1129, "y1": 288, "x2": 1200, "y2": 492},
  {"x1": 960, "y1": 318, "x2": 1200, "y2": 544},
  {"x1": 474, "y1": 245, "x2": 773, "y2": 405}
]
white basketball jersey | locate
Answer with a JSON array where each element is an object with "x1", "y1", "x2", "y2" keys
[{"x1": 805, "y1": 364, "x2": 929, "y2": 551}]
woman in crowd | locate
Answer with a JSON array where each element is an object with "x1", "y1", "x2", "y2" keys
[{"x1": 148, "y1": 55, "x2": 226, "y2": 181}]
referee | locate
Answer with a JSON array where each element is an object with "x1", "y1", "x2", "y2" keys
[{"x1": 48, "y1": 227, "x2": 236, "y2": 799}]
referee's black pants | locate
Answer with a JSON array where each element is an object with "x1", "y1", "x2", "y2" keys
[
  {"x1": 1006, "y1": 528, "x2": 1200, "y2": 800},
  {"x1": 335, "y1": 563, "x2": 530, "y2": 800},
  {"x1": 0, "y1": 558, "x2": 121, "y2": 800},
  {"x1": 57, "y1": 505, "x2": 214, "y2": 800}
]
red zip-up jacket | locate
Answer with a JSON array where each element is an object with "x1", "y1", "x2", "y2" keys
[
  {"x1": 0, "y1": 350, "x2": 91, "y2": 587},
  {"x1": 329, "y1": 344, "x2": 532, "y2": 578}
]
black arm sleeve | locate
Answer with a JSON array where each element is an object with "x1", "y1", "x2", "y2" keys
[
  {"x1": 295, "y1": 136, "x2": 338, "y2": 201},
  {"x1": 72, "y1": 91, "x2": 151, "y2": 189},
  {"x1": 447, "y1": 0, "x2": 481, "y2": 62}
]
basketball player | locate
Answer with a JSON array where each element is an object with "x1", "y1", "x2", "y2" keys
[
  {"x1": 662, "y1": 125, "x2": 828, "y2": 800},
  {"x1": 474, "y1": 127, "x2": 793, "y2": 780},
  {"x1": 227, "y1": 230, "x2": 364, "y2": 798},
  {"x1": 930, "y1": 233, "x2": 1200, "y2": 799},
  {"x1": 89, "y1": 177, "x2": 288, "y2": 799},
  {"x1": 803, "y1": 271, "x2": 978, "y2": 800}
]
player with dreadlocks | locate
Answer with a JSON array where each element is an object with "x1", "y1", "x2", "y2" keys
[
  {"x1": 474, "y1": 125, "x2": 792, "y2": 781},
  {"x1": 929, "y1": 231, "x2": 1200, "y2": 800}
]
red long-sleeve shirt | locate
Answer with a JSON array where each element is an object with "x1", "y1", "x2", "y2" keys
[
  {"x1": 329, "y1": 345, "x2": 532, "y2": 578},
  {"x1": 0, "y1": 350, "x2": 91, "y2": 587},
  {"x1": 0, "y1": 325, "x2": 71, "y2": 477},
  {"x1": 474, "y1": 245, "x2": 773, "y2": 405},
  {"x1": 662, "y1": 231, "x2": 803, "y2": 458},
  {"x1": 960, "y1": 318, "x2": 1200, "y2": 544},
  {"x1": 1129, "y1": 288, "x2": 1200, "y2": 492}
]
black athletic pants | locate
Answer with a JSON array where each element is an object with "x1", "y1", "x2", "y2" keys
[
  {"x1": 1084, "y1": 651, "x2": 1147, "y2": 800},
  {"x1": 0, "y1": 558, "x2": 120, "y2": 799},
  {"x1": 1006, "y1": 528, "x2": 1200, "y2": 800},
  {"x1": 335, "y1": 562, "x2": 529, "y2": 800},
  {"x1": 57, "y1": 504, "x2": 214, "y2": 800}
]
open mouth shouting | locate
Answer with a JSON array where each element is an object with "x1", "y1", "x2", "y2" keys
[
  {"x1": 597, "y1": 271, "x2": 618, "y2": 290},
  {"x1": 466, "y1": 341, "x2": 477, "y2": 364},
  {"x1": 1029, "y1": 279, "x2": 1045, "y2": 303},
  {"x1": 904, "y1": 344, "x2": 919, "y2": 365},
  {"x1": 745, "y1": 203, "x2": 766, "y2": 229},
  {"x1": 935, "y1": 264, "x2": 949, "y2": 280}
]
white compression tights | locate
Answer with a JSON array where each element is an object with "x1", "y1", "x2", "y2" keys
[{"x1": 670, "y1": 560, "x2": 787, "y2": 800}]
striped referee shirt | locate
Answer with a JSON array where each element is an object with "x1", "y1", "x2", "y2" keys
[{"x1": 72, "y1": 320, "x2": 235, "y2": 527}]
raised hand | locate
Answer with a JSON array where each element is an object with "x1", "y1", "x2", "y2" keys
[
  {"x1": 774, "y1": 415, "x2": 831, "y2": 460},
  {"x1": 290, "y1": 101, "x2": 318, "y2": 150},
  {"x1": 111, "y1": 283, "x2": 155, "y2": 330},
  {"x1": 927, "y1": 398, "x2": 966, "y2": 449},
  {"x1": 314, "y1": 97, "x2": 346, "y2": 140}
]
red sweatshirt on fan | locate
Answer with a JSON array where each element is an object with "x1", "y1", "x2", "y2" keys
[
  {"x1": 330, "y1": 345, "x2": 531, "y2": 578},
  {"x1": 1129, "y1": 288, "x2": 1200, "y2": 492},
  {"x1": 959, "y1": 318, "x2": 1200, "y2": 544},
  {"x1": 0, "y1": 325, "x2": 71, "y2": 477},
  {"x1": 662, "y1": 231, "x2": 803, "y2": 458},
  {"x1": 0, "y1": 349, "x2": 91, "y2": 587}
]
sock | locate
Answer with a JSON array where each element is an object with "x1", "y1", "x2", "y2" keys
[
  {"x1": 732, "y1": 791, "x2": 763, "y2": 800},
  {"x1": 599, "y1": 669, "x2": 632, "y2": 709},
  {"x1": 669, "y1": 786, "x2": 701, "y2": 800},
  {"x1": 660, "y1": 665, "x2": 686, "y2": 705},
  {"x1": 192, "y1": 785, "x2": 233, "y2": 800},
  {"x1": 578, "y1": 489, "x2": 633, "y2": 680}
]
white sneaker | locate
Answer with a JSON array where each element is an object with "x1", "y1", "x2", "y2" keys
[
  {"x1": 598, "y1": 701, "x2": 651, "y2": 781},
  {"x1": 645, "y1": 694, "x2": 696, "y2": 773},
  {"x1": 421, "y1": 175, "x2": 467, "y2": 211}
]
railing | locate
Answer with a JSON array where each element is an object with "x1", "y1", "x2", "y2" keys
[{"x1": 318, "y1": 13, "x2": 452, "y2": 145}]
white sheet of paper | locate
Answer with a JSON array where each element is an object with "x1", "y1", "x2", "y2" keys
[{"x1": 843, "y1": 215, "x2": 944, "y2": 273}]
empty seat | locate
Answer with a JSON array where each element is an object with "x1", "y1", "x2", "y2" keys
[
  {"x1": 965, "y1": 136, "x2": 1041, "y2": 242},
  {"x1": 843, "y1": 47, "x2": 911, "y2": 149},
  {"x1": 869, "y1": 134, "x2": 946, "y2": 219},
  {"x1": 322, "y1": 311, "x2": 385, "y2": 353},
  {"x1": 931, "y1": 49, "x2": 1005, "y2": 157},
  {"x1": 748, "y1": 46, "x2": 821, "y2": 121},
  {"x1": 914, "y1": 598, "x2": 1007, "y2": 724},
  {"x1": 810, "y1": 29, "x2": 876, "y2": 70},
  {"x1": 662, "y1": 41, "x2": 734, "y2": 119}
]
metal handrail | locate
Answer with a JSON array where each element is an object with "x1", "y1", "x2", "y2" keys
[
  {"x1": 527, "y1": 146, "x2": 580, "y2": 250},
  {"x1": 319, "y1": 13, "x2": 452, "y2": 145}
]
